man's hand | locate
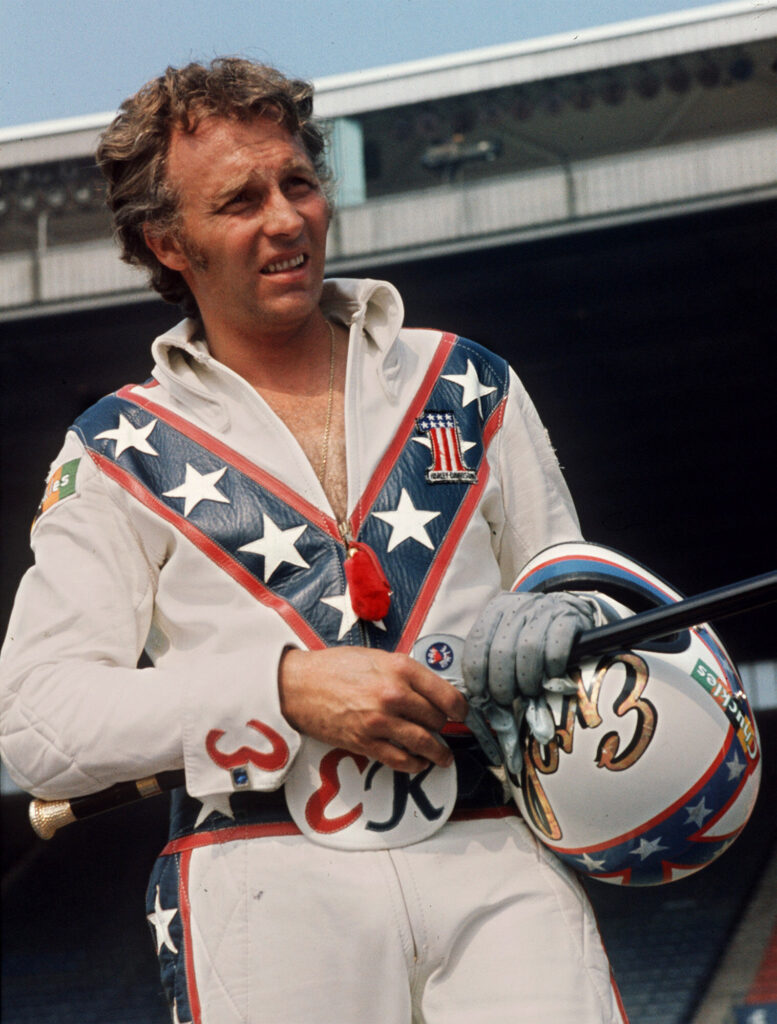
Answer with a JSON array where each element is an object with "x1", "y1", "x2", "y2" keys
[
  {"x1": 278, "y1": 647, "x2": 469, "y2": 773},
  {"x1": 462, "y1": 591, "x2": 597, "y2": 765}
]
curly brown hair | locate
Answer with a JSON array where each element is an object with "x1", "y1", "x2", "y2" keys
[{"x1": 96, "y1": 58, "x2": 332, "y2": 317}]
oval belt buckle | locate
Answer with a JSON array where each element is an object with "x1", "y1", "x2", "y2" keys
[{"x1": 285, "y1": 734, "x2": 457, "y2": 851}]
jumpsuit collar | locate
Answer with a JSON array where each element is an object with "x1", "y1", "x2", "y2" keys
[{"x1": 149, "y1": 278, "x2": 408, "y2": 427}]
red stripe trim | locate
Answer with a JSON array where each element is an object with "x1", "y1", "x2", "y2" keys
[
  {"x1": 746, "y1": 920, "x2": 777, "y2": 1003},
  {"x1": 552, "y1": 729, "x2": 735, "y2": 857},
  {"x1": 88, "y1": 450, "x2": 326, "y2": 651},
  {"x1": 178, "y1": 848, "x2": 203, "y2": 1024},
  {"x1": 350, "y1": 333, "x2": 456, "y2": 534},
  {"x1": 613, "y1": 973, "x2": 630, "y2": 1024},
  {"x1": 160, "y1": 805, "x2": 517, "y2": 854},
  {"x1": 396, "y1": 395, "x2": 507, "y2": 653},
  {"x1": 117, "y1": 384, "x2": 341, "y2": 542},
  {"x1": 692, "y1": 758, "x2": 754, "y2": 842},
  {"x1": 163, "y1": 821, "x2": 302, "y2": 855},
  {"x1": 441, "y1": 722, "x2": 474, "y2": 736},
  {"x1": 120, "y1": 337, "x2": 454, "y2": 544}
]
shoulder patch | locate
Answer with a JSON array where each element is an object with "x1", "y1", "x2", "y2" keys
[{"x1": 32, "y1": 457, "x2": 82, "y2": 531}]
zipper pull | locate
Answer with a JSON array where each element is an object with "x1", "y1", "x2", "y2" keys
[{"x1": 344, "y1": 540, "x2": 392, "y2": 621}]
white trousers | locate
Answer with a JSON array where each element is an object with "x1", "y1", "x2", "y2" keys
[{"x1": 177, "y1": 815, "x2": 627, "y2": 1023}]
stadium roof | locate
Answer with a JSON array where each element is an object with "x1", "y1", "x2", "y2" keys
[
  {"x1": 1, "y1": 0, "x2": 775, "y2": 315},
  {"x1": 1, "y1": 0, "x2": 773, "y2": 158}
]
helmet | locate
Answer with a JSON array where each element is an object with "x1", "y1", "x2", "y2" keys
[{"x1": 509, "y1": 542, "x2": 761, "y2": 886}]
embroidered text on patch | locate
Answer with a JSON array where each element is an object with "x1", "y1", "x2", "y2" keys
[
  {"x1": 32, "y1": 458, "x2": 81, "y2": 530},
  {"x1": 416, "y1": 411, "x2": 477, "y2": 484}
]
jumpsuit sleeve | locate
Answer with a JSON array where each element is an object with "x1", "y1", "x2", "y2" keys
[
  {"x1": 0, "y1": 431, "x2": 300, "y2": 802},
  {"x1": 491, "y1": 367, "x2": 583, "y2": 586}
]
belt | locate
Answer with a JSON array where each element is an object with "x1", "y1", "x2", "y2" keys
[{"x1": 166, "y1": 732, "x2": 511, "y2": 846}]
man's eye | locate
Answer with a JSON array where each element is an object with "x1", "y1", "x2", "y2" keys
[
  {"x1": 286, "y1": 176, "x2": 315, "y2": 194},
  {"x1": 222, "y1": 191, "x2": 252, "y2": 210}
]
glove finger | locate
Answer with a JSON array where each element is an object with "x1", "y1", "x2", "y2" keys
[
  {"x1": 543, "y1": 605, "x2": 592, "y2": 679},
  {"x1": 525, "y1": 696, "x2": 556, "y2": 746},
  {"x1": 513, "y1": 605, "x2": 547, "y2": 698},
  {"x1": 543, "y1": 675, "x2": 579, "y2": 695},
  {"x1": 487, "y1": 603, "x2": 530, "y2": 705},
  {"x1": 508, "y1": 699, "x2": 528, "y2": 775},
  {"x1": 464, "y1": 707, "x2": 503, "y2": 766},
  {"x1": 461, "y1": 598, "x2": 506, "y2": 700},
  {"x1": 481, "y1": 700, "x2": 521, "y2": 771}
]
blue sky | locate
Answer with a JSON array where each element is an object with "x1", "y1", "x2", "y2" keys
[{"x1": 2, "y1": 0, "x2": 735, "y2": 128}]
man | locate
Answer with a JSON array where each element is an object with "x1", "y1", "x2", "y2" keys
[{"x1": 0, "y1": 59, "x2": 626, "y2": 1022}]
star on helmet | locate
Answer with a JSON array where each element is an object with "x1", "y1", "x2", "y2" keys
[{"x1": 630, "y1": 836, "x2": 668, "y2": 861}]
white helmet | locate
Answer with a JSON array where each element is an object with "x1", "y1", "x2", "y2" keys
[{"x1": 509, "y1": 542, "x2": 762, "y2": 886}]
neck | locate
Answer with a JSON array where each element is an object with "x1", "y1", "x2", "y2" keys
[{"x1": 203, "y1": 311, "x2": 333, "y2": 393}]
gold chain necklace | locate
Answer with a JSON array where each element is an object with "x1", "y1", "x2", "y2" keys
[{"x1": 318, "y1": 320, "x2": 336, "y2": 485}]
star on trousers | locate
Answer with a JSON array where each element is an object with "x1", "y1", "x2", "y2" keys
[
  {"x1": 147, "y1": 885, "x2": 178, "y2": 954},
  {"x1": 194, "y1": 793, "x2": 235, "y2": 828},
  {"x1": 172, "y1": 999, "x2": 193, "y2": 1024}
]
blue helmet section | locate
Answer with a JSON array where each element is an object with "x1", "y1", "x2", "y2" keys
[{"x1": 513, "y1": 540, "x2": 683, "y2": 607}]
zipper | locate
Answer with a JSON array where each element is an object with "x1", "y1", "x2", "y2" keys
[
  {"x1": 338, "y1": 518, "x2": 370, "y2": 645},
  {"x1": 337, "y1": 518, "x2": 353, "y2": 548}
]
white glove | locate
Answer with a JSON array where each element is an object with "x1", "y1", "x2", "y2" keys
[{"x1": 462, "y1": 591, "x2": 597, "y2": 770}]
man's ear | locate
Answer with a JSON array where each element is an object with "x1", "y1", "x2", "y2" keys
[{"x1": 143, "y1": 223, "x2": 189, "y2": 272}]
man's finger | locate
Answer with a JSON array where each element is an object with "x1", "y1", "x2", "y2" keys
[
  {"x1": 369, "y1": 723, "x2": 453, "y2": 772},
  {"x1": 368, "y1": 739, "x2": 431, "y2": 774},
  {"x1": 404, "y1": 658, "x2": 469, "y2": 722},
  {"x1": 391, "y1": 690, "x2": 450, "y2": 733},
  {"x1": 525, "y1": 697, "x2": 556, "y2": 746}
]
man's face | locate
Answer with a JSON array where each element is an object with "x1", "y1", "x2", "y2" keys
[{"x1": 151, "y1": 114, "x2": 330, "y2": 347}]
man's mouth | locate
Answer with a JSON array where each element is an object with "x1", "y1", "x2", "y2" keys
[{"x1": 261, "y1": 253, "x2": 306, "y2": 275}]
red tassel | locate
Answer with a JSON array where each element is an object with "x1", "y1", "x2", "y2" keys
[{"x1": 344, "y1": 541, "x2": 392, "y2": 620}]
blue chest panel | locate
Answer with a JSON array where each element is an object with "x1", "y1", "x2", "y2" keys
[{"x1": 74, "y1": 336, "x2": 509, "y2": 650}]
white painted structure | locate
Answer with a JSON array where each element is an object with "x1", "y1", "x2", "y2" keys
[{"x1": 1, "y1": 1, "x2": 775, "y2": 318}]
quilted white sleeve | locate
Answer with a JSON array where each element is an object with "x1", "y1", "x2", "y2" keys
[{"x1": 0, "y1": 432, "x2": 300, "y2": 801}]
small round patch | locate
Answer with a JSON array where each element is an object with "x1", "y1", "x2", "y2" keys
[{"x1": 425, "y1": 641, "x2": 454, "y2": 672}]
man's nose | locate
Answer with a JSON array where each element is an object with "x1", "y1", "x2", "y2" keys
[{"x1": 264, "y1": 190, "x2": 304, "y2": 235}]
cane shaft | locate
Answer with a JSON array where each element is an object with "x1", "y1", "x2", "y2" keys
[
  {"x1": 571, "y1": 570, "x2": 777, "y2": 662},
  {"x1": 28, "y1": 769, "x2": 185, "y2": 840}
]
